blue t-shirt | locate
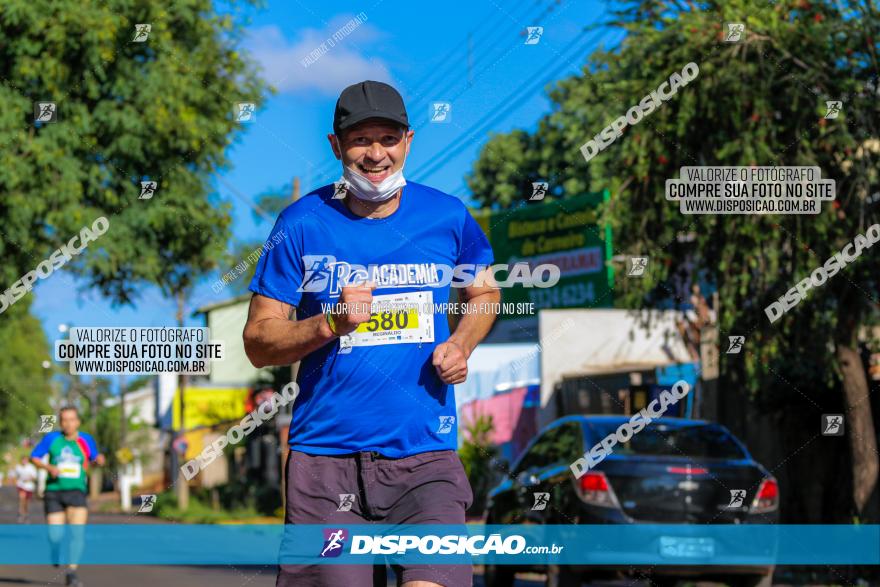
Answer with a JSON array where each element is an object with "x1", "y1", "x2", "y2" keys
[{"x1": 249, "y1": 181, "x2": 494, "y2": 457}]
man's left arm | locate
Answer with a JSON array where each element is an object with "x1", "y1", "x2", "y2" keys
[
  {"x1": 432, "y1": 267, "x2": 500, "y2": 385},
  {"x1": 85, "y1": 434, "x2": 105, "y2": 466}
]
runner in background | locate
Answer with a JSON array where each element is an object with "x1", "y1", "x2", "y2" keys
[
  {"x1": 30, "y1": 407, "x2": 105, "y2": 587},
  {"x1": 13, "y1": 455, "x2": 38, "y2": 522}
]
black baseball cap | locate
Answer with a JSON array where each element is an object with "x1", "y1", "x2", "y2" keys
[{"x1": 333, "y1": 80, "x2": 409, "y2": 135}]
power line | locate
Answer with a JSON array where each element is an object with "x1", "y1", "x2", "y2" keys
[
  {"x1": 411, "y1": 27, "x2": 610, "y2": 184},
  {"x1": 309, "y1": 2, "x2": 556, "y2": 183}
]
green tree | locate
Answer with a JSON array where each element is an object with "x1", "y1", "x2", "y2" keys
[
  {"x1": 0, "y1": 0, "x2": 270, "y2": 304},
  {"x1": 459, "y1": 413, "x2": 500, "y2": 516},
  {"x1": 0, "y1": 301, "x2": 52, "y2": 445},
  {"x1": 469, "y1": 0, "x2": 880, "y2": 521}
]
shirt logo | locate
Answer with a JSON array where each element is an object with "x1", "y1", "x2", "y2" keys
[
  {"x1": 299, "y1": 255, "x2": 443, "y2": 295},
  {"x1": 319, "y1": 528, "x2": 348, "y2": 558},
  {"x1": 437, "y1": 416, "x2": 455, "y2": 434}
]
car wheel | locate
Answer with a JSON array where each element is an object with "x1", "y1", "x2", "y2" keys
[
  {"x1": 728, "y1": 573, "x2": 773, "y2": 587},
  {"x1": 545, "y1": 564, "x2": 582, "y2": 587},
  {"x1": 484, "y1": 564, "x2": 516, "y2": 587}
]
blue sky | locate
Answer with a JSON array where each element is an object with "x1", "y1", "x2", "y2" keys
[{"x1": 31, "y1": 0, "x2": 619, "y2": 373}]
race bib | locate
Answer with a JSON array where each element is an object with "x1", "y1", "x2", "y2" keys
[
  {"x1": 58, "y1": 463, "x2": 81, "y2": 479},
  {"x1": 340, "y1": 291, "x2": 434, "y2": 349}
]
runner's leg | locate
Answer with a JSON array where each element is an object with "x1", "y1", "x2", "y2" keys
[{"x1": 66, "y1": 506, "x2": 88, "y2": 571}]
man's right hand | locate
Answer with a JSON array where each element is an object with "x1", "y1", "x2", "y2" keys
[
  {"x1": 329, "y1": 282, "x2": 376, "y2": 336},
  {"x1": 46, "y1": 465, "x2": 60, "y2": 478}
]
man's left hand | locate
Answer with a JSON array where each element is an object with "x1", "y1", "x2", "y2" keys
[
  {"x1": 95, "y1": 454, "x2": 106, "y2": 466},
  {"x1": 432, "y1": 341, "x2": 468, "y2": 385}
]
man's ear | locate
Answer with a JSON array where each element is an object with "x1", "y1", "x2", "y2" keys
[{"x1": 327, "y1": 133, "x2": 342, "y2": 160}]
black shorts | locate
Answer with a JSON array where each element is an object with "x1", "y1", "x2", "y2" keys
[{"x1": 44, "y1": 490, "x2": 88, "y2": 514}]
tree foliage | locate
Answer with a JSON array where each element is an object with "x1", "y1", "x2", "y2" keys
[
  {"x1": 469, "y1": 0, "x2": 880, "y2": 519},
  {"x1": 0, "y1": 0, "x2": 271, "y2": 304}
]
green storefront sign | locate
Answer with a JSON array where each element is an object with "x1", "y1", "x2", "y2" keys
[{"x1": 474, "y1": 192, "x2": 614, "y2": 318}]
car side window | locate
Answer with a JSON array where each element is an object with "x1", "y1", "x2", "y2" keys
[{"x1": 513, "y1": 422, "x2": 583, "y2": 476}]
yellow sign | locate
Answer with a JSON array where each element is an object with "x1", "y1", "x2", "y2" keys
[{"x1": 172, "y1": 386, "x2": 249, "y2": 431}]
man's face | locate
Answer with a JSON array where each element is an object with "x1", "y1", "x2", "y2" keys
[
  {"x1": 329, "y1": 120, "x2": 413, "y2": 185},
  {"x1": 59, "y1": 409, "x2": 80, "y2": 435}
]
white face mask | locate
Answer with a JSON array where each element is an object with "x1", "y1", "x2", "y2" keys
[
  {"x1": 335, "y1": 136, "x2": 408, "y2": 202},
  {"x1": 341, "y1": 164, "x2": 406, "y2": 202}
]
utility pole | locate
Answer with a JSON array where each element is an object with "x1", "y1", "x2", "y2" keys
[
  {"x1": 175, "y1": 290, "x2": 190, "y2": 510},
  {"x1": 89, "y1": 380, "x2": 101, "y2": 499},
  {"x1": 119, "y1": 375, "x2": 127, "y2": 445}
]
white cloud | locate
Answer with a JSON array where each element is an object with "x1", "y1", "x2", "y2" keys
[{"x1": 246, "y1": 19, "x2": 392, "y2": 96}]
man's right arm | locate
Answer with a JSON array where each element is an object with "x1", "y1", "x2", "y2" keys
[
  {"x1": 243, "y1": 294, "x2": 337, "y2": 368},
  {"x1": 243, "y1": 285, "x2": 376, "y2": 367}
]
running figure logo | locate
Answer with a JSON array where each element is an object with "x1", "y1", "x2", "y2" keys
[
  {"x1": 524, "y1": 26, "x2": 544, "y2": 45},
  {"x1": 299, "y1": 256, "x2": 335, "y2": 292},
  {"x1": 628, "y1": 257, "x2": 648, "y2": 277},
  {"x1": 139, "y1": 181, "x2": 157, "y2": 200},
  {"x1": 236, "y1": 103, "x2": 256, "y2": 123},
  {"x1": 34, "y1": 102, "x2": 57, "y2": 123},
  {"x1": 38, "y1": 415, "x2": 56, "y2": 433},
  {"x1": 530, "y1": 182, "x2": 548, "y2": 201},
  {"x1": 337, "y1": 494, "x2": 355, "y2": 512},
  {"x1": 532, "y1": 492, "x2": 550, "y2": 510},
  {"x1": 319, "y1": 528, "x2": 348, "y2": 558},
  {"x1": 332, "y1": 180, "x2": 348, "y2": 199},
  {"x1": 726, "y1": 336, "x2": 745, "y2": 354},
  {"x1": 725, "y1": 23, "x2": 745, "y2": 42},
  {"x1": 437, "y1": 416, "x2": 455, "y2": 434},
  {"x1": 138, "y1": 495, "x2": 157, "y2": 513},
  {"x1": 430, "y1": 102, "x2": 451, "y2": 123},
  {"x1": 726, "y1": 489, "x2": 747, "y2": 508},
  {"x1": 132, "y1": 24, "x2": 151, "y2": 42},
  {"x1": 824, "y1": 101, "x2": 842, "y2": 119},
  {"x1": 821, "y1": 414, "x2": 844, "y2": 436}
]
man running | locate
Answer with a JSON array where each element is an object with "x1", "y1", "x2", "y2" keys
[
  {"x1": 244, "y1": 80, "x2": 500, "y2": 587},
  {"x1": 13, "y1": 455, "x2": 38, "y2": 522},
  {"x1": 30, "y1": 407, "x2": 105, "y2": 587}
]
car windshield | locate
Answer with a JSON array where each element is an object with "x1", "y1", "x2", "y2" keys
[{"x1": 587, "y1": 422, "x2": 747, "y2": 460}]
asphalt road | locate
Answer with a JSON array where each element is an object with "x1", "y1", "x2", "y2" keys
[{"x1": 0, "y1": 486, "x2": 554, "y2": 587}]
